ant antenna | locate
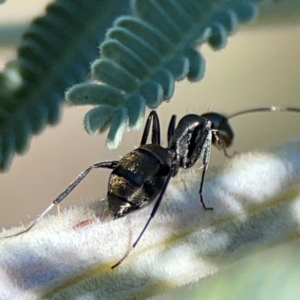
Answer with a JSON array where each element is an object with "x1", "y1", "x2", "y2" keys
[
  {"x1": 202, "y1": 104, "x2": 300, "y2": 157},
  {"x1": 227, "y1": 105, "x2": 300, "y2": 119}
]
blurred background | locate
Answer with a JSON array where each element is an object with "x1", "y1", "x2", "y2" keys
[{"x1": 0, "y1": 0, "x2": 299, "y2": 231}]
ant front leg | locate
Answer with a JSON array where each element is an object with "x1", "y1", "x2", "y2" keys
[
  {"x1": 199, "y1": 133, "x2": 214, "y2": 211},
  {"x1": 212, "y1": 130, "x2": 233, "y2": 158},
  {"x1": 2, "y1": 160, "x2": 118, "y2": 238},
  {"x1": 140, "y1": 111, "x2": 161, "y2": 146},
  {"x1": 198, "y1": 168, "x2": 213, "y2": 211}
]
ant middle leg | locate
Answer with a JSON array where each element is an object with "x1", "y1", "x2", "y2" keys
[
  {"x1": 167, "y1": 115, "x2": 176, "y2": 144},
  {"x1": 212, "y1": 130, "x2": 234, "y2": 158}
]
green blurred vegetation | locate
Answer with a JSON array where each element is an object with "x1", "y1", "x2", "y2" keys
[
  {"x1": 258, "y1": 0, "x2": 300, "y2": 25},
  {"x1": 158, "y1": 241, "x2": 300, "y2": 300}
]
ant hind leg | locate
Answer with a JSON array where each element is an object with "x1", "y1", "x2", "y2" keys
[{"x1": 1, "y1": 160, "x2": 118, "y2": 238}]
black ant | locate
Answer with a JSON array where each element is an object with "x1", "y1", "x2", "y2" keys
[{"x1": 2, "y1": 104, "x2": 299, "y2": 268}]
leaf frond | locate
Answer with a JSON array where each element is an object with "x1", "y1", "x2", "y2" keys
[
  {"x1": 0, "y1": 0, "x2": 131, "y2": 171},
  {"x1": 67, "y1": 0, "x2": 267, "y2": 148}
]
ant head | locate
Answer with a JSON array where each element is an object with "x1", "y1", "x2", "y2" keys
[
  {"x1": 203, "y1": 105, "x2": 300, "y2": 151},
  {"x1": 201, "y1": 112, "x2": 234, "y2": 148}
]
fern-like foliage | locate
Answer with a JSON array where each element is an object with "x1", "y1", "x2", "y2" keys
[
  {"x1": 67, "y1": 0, "x2": 267, "y2": 149},
  {"x1": 0, "y1": 0, "x2": 130, "y2": 171}
]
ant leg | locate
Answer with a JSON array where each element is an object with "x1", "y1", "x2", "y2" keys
[
  {"x1": 199, "y1": 134, "x2": 214, "y2": 211},
  {"x1": 167, "y1": 115, "x2": 176, "y2": 144},
  {"x1": 140, "y1": 111, "x2": 161, "y2": 146},
  {"x1": 219, "y1": 139, "x2": 233, "y2": 158},
  {"x1": 198, "y1": 168, "x2": 213, "y2": 210},
  {"x1": 140, "y1": 111, "x2": 152, "y2": 145},
  {"x1": 111, "y1": 169, "x2": 173, "y2": 269},
  {"x1": 151, "y1": 111, "x2": 161, "y2": 145},
  {"x1": 212, "y1": 130, "x2": 233, "y2": 158},
  {"x1": 2, "y1": 161, "x2": 118, "y2": 238}
]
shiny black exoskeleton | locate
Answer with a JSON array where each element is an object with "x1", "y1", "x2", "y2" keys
[
  {"x1": 108, "y1": 111, "x2": 218, "y2": 222},
  {"x1": 3, "y1": 110, "x2": 221, "y2": 268},
  {"x1": 108, "y1": 143, "x2": 172, "y2": 218},
  {"x1": 5, "y1": 105, "x2": 299, "y2": 267},
  {"x1": 108, "y1": 111, "x2": 221, "y2": 267}
]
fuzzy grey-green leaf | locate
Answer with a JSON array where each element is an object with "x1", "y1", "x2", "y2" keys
[
  {"x1": 101, "y1": 39, "x2": 150, "y2": 79},
  {"x1": 106, "y1": 27, "x2": 161, "y2": 67},
  {"x1": 186, "y1": 48, "x2": 206, "y2": 82},
  {"x1": 125, "y1": 94, "x2": 146, "y2": 129},
  {"x1": 140, "y1": 80, "x2": 163, "y2": 108},
  {"x1": 115, "y1": 17, "x2": 173, "y2": 55},
  {"x1": 84, "y1": 105, "x2": 117, "y2": 134},
  {"x1": 155, "y1": 0, "x2": 193, "y2": 33},
  {"x1": 68, "y1": 0, "x2": 268, "y2": 148},
  {"x1": 208, "y1": 22, "x2": 227, "y2": 50},
  {"x1": 153, "y1": 69, "x2": 175, "y2": 100},
  {"x1": 213, "y1": 9, "x2": 238, "y2": 34},
  {"x1": 92, "y1": 58, "x2": 139, "y2": 92},
  {"x1": 165, "y1": 56, "x2": 190, "y2": 80},
  {"x1": 234, "y1": 2, "x2": 258, "y2": 23},
  {"x1": 66, "y1": 83, "x2": 125, "y2": 107},
  {"x1": 133, "y1": 0, "x2": 182, "y2": 44},
  {"x1": 106, "y1": 107, "x2": 128, "y2": 149}
]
